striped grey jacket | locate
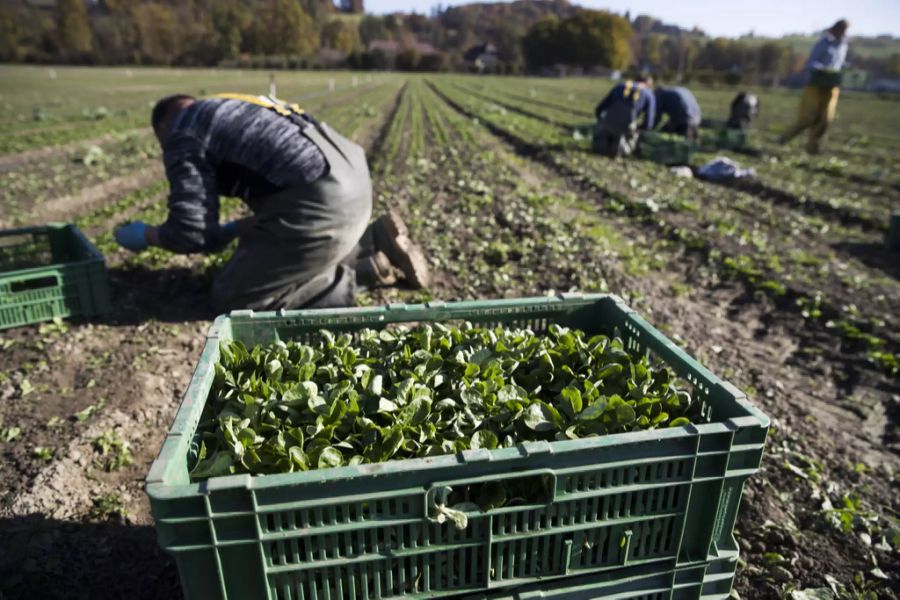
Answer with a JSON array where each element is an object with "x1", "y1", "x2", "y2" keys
[{"x1": 158, "y1": 98, "x2": 327, "y2": 253}]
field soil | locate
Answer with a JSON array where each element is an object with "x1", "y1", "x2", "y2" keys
[{"x1": 0, "y1": 68, "x2": 897, "y2": 600}]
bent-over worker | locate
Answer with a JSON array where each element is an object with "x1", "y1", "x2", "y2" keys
[
  {"x1": 114, "y1": 93, "x2": 429, "y2": 312},
  {"x1": 592, "y1": 75, "x2": 656, "y2": 158},
  {"x1": 653, "y1": 86, "x2": 701, "y2": 139},
  {"x1": 780, "y1": 19, "x2": 849, "y2": 154}
]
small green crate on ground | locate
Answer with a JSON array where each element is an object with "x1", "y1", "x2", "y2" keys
[
  {"x1": 636, "y1": 132, "x2": 695, "y2": 165},
  {"x1": 146, "y1": 294, "x2": 769, "y2": 600},
  {"x1": 698, "y1": 119, "x2": 748, "y2": 152},
  {"x1": 0, "y1": 223, "x2": 111, "y2": 330},
  {"x1": 887, "y1": 212, "x2": 900, "y2": 251}
]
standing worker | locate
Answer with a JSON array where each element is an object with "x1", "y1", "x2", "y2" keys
[
  {"x1": 114, "y1": 93, "x2": 429, "y2": 312},
  {"x1": 653, "y1": 86, "x2": 702, "y2": 139},
  {"x1": 592, "y1": 74, "x2": 656, "y2": 158},
  {"x1": 780, "y1": 19, "x2": 849, "y2": 154}
]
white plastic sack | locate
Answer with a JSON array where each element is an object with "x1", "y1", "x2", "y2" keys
[{"x1": 697, "y1": 157, "x2": 756, "y2": 181}]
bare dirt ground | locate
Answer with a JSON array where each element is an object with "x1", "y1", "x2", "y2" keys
[
  {"x1": 0, "y1": 167, "x2": 163, "y2": 230},
  {"x1": 0, "y1": 80, "x2": 896, "y2": 600}
]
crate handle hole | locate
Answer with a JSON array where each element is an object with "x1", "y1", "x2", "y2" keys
[
  {"x1": 425, "y1": 471, "x2": 557, "y2": 525},
  {"x1": 10, "y1": 275, "x2": 59, "y2": 292}
]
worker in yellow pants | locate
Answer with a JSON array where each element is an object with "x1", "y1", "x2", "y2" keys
[
  {"x1": 780, "y1": 85, "x2": 840, "y2": 154},
  {"x1": 780, "y1": 19, "x2": 848, "y2": 154}
]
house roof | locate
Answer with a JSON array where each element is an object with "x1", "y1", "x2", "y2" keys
[
  {"x1": 464, "y1": 42, "x2": 498, "y2": 62},
  {"x1": 368, "y1": 39, "x2": 439, "y2": 56}
]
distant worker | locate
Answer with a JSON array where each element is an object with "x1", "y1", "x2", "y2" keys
[
  {"x1": 653, "y1": 86, "x2": 702, "y2": 139},
  {"x1": 780, "y1": 19, "x2": 849, "y2": 154},
  {"x1": 726, "y1": 92, "x2": 759, "y2": 130},
  {"x1": 114, "y1": 93, "x2": 429, "y2": 312},
  {"x1": 592, "y1": 74, "x2": 656, "y2": 158}
]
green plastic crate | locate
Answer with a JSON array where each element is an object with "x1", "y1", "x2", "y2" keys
[
  {"x1": 636, "y1": 133, "x2": 695, "y2": 165},
  {"x1": 146, "y1": 294, "x2": 769, "y2": 600},
  {"x1": 809, "y1": 69, "x2": 843, "y2": 88},
  {"x1": 0, "y1": 223, "x2": 111, "y2": 330},
  {"x1": 483, "y1": 546, "x2": 740, "y2": 599},
  {"x1": 698, "y1": 120, "x2": 747, "y2": 152},
  {"x1": 887, "y1": 212, "x2": 900, "y2": 251}
]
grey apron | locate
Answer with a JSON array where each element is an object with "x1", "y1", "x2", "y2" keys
[
  {"x1": 593, "y1": 101, "x2": 638, "y2": 158},
  {"x1": 210, "y1": 119, "x2": 373, "y2": 313}
]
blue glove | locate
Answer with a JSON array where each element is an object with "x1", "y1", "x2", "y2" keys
[
  {"x1": 220, "y1": 220, "x2": 239, "y2": 242},
  {"x1": 114, "y1": 222, "x2": 149, "y2": 252}
]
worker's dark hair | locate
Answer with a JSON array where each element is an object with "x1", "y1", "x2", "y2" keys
[
  {"x1": 623, "y1": 70, "x2": 652, "y2": 85},
  {"x1": 830, "y1": 19, "x2": 849, "y2": 33},
  {"x1": 151, "y1": 94, "x2": 195, "y2": 131},
  {"x1": 731, "y1": 91, "x2": 759, "y2": 110}
]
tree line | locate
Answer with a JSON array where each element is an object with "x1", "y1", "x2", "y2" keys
[{"x1": 1, "y1": 0, "x2": 897, "y2": 82}]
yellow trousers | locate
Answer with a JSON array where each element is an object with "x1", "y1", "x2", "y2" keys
[{"x1": 782, "y1": 85, "x2": 840, "y2": 153}]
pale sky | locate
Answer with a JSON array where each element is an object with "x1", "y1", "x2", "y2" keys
[{"x1": 366, "y1": 0, "x2": 900, "y2": 38}]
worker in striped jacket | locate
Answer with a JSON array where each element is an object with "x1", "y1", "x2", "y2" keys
[{"x1": 114, "y1": 94, "x2": 429, "y2": 312}]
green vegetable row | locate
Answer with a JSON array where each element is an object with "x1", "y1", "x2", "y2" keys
[{"x1": 190, "y1": 323, "x2": 699, "y2": 480}]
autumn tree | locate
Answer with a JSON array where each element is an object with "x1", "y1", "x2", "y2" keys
[
  {"x1": 133, "y1": 2, "x2": 178, "y2": 64},
  {"x1": 0, "y1": 6, "x2": 23, "y2": 61},
  {"x1": 395, "y1": 47, "x2": 420, "y2": 71},
  {"x1": 89, "y1": 0, "x2": 138, "y2": 64},
  {"x1": 246, "y1": 0, "x2": 318, "y2": 57},
  {"x1": 209, "y1": 0, "x2": 252, "y2": 61},
  {"x1": 558, "y1": 10, "x2": 633, "y2": 70},
  {"x1": 639, "y1": 35, "x2": 663, "y2": 70},
  {"x1": 57, "y1": 0, "x2": 93, "y2": 59},
  {"x1": 757, "y1": 41, "x2": 792, "y2": 84},
  {"x1": 522, "y1": 17, "x2": 561, "y2": 69},
  {"x1": 321, "y1": 19, "x2": 361, "y2": 54},
  {"x1": 523, "y1": 10, "x2": 633, "y2": 71},
  {"x1": 359, "y1": 15, "x2": 391, "y2": 45},
  {"x1": 492, "y1": 21, "x2": 525, "y2": 72}
]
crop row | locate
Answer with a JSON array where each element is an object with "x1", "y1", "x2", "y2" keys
[
  {"x1": 453, "y1": 77, "x2": 898, "y2": 229},
  {"x1": 0, "y1": 130, "x2": 161, "y2": 226},
  {"x1": 428, "y1": 78, "x2": 898, "y2": 376},
  {"x1": 327, "y1": 73, "x2": 900, "y2": 600},
  {"x1": 0, "y1": 68, "x2": 371, "y2": 132},
  {"x1": 0, "y1": 72, "x2": 396, "y2": 156}
]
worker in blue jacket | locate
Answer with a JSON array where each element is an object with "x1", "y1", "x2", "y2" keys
[
  {"x1": 654, "y1": 86, "x2": 702, "y2": 139},
  {"x1": 592, "y1": 75, "x2": 655, "y2": 157}
]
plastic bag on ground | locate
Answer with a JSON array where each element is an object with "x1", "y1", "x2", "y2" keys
[{"x1": 697, "y1": 156, "x2": 756, "y2": 181}]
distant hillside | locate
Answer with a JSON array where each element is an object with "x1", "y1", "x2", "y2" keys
[{"x1": 3, "y1": 0, "x2": 897, "y2": 80}]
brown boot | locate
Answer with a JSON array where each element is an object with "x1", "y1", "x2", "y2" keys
[
  {"x1": 372, "y1": 210, "x2": 431, "y2": 289},
  {"x1": 356, "y1": 251, "x2": 402, "y2": 288}
]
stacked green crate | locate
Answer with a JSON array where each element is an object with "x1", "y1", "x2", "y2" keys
[
  {"x1": 698, "y1": 120, "x2": 747, "y2": 152},
  {"x1": 636, "y1": 132, "x2": 695, "y2": 165}
]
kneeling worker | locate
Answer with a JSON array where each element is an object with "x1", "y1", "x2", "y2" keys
[
  {"x1": 115, "y1": 93, "x2": 429, "y2": 312},
  {"x1": 654, "y1": 86, "x2": 701, "y2": 139},
  {"x1": 592, "y1": 74, "x2": 655, "y2": 158},
  {"x1": 726, "y1": 92, "x2": 759, "y2": 130}
]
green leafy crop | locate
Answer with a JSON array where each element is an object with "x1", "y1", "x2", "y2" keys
[{"x1": 190, "y1": 323, "x2": 698, "y2": 481}]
